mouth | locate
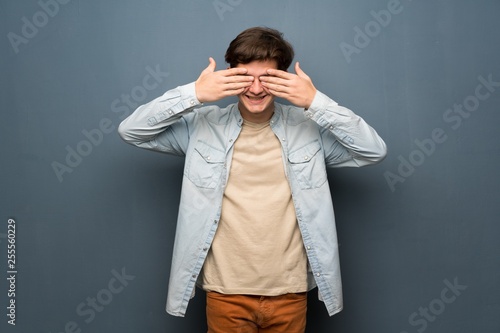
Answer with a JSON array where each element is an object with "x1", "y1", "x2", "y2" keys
[{"x1": 245, "y1": 94, "x2": 268, "y2": 104}]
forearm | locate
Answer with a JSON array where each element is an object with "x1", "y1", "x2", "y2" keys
[
  {"x1": 118, "y1": 82, "x2": 201, "y2": 152},
  {"x1": 306, "y1": 90, "x2": 387, "y2": 167}
]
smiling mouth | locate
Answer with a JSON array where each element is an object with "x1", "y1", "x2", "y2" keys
[{"x1": 246, "y1": 95, "x2": 267, "y2": 101}]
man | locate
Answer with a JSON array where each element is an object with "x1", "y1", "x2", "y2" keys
[{"x1": 119, "y1": 27, "x2": 387, "y2": 333}]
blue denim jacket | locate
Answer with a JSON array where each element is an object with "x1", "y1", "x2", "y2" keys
[{"x1": 118, "y1": 82, "x2": 387, "y2": 317}]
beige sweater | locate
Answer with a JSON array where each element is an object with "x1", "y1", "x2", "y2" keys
[{"x1": 201, "y1": 119, "x2": 308, "y2": 295}]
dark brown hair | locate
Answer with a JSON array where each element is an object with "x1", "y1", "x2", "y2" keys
[{"x1": 225, "y1": 27, "x2": 294, "y2": 71}]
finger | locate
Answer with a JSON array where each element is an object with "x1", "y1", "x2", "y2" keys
[
  {"x1": 265, "y1": 87, "x2": 287, "y2": 98},
  {"x1": 223, "y1": 67, "x2": 249, "y2": 76},
  {"x1": 224, "y1": 86, "x2": 251, "y2": 97},
  {"x1": 265, "y1": 68, "x2": 293, "y2": 79},
  {"x1": 261, "y1": 81, "x2": 289, "y2": 94},
  {"x1": 222, "y1": 81, "x2": 254, "y2": 91},
  {"x1": 223, "y1": 74, "x2": 254, "y2": 83},
  {"x1": 259, "y1": 75, "x2": 289, "y2": 86}
]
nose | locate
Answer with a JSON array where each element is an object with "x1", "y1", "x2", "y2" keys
[{"x1": 248, "y1": 76, "x2": 263, "y2": 95}]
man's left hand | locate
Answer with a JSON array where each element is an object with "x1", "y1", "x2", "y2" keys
[{"x1": 259, "y1": 62, "x2": 317, "y2": 109}]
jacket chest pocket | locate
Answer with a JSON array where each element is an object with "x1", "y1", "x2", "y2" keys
[
  {"x1": 287, "y1": 140, "x2": 327, "y2": 190},
  {"x1": 186, "y1": 141, "x2": 226, "y2": 189}
]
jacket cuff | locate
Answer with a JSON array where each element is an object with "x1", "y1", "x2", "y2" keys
[
  {"x1": 177, "y1": 82, "x2": 202, "y2": 109},
  {"x1": 304, "y1": 90, "x2": 338, "y2": 118}
]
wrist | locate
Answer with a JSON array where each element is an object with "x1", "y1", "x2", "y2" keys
[
  {"x1": 304, "y1": 89, "x2": 317, "y2": 109},
  {"x1": 194, "y1": 82, "x2": 204, "y2": 103}
]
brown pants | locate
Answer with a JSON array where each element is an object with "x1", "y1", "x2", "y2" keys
[{"x1": 206, "y1": 292, "x2": 307, "y2": 333}]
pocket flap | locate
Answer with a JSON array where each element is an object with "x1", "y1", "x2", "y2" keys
[
  {"x1": 194, "y1": 141, "x2": 226, "y2": 163},
  {"x1": 288, "y1": 140, "x2": 321, "y2": 164}
]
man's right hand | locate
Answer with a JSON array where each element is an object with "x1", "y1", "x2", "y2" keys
[{"x1": 195, "y1": 57, "x2": 254, "y2": 103}]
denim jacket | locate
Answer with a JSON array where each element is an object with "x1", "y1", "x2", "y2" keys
[{"x1": 118, "y1": 82, "x2": 387, "y2": 317}]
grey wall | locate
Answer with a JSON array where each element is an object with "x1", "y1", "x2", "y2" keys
[{"x1": 1, "y1": 0, "x2": 499, "y2": 332}]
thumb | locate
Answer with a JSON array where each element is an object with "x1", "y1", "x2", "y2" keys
[
  {"x1": 205, "y1": 57, "x2": 216, "y2": 73},
  {"x1": 295, "y1": 61, "x2": 308, "y2": 78}
]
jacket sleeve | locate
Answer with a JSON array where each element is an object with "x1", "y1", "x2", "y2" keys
[
  {"x1": 305, "y1": 90, "x2": 387, "y2": 168},
  {"x1": 117, "y1": 82, "x2": 201, "y2": 156}
]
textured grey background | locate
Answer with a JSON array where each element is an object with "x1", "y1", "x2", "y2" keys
[{"x1": 1, "y1": 0, "x2": 499, "y2": 332}]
